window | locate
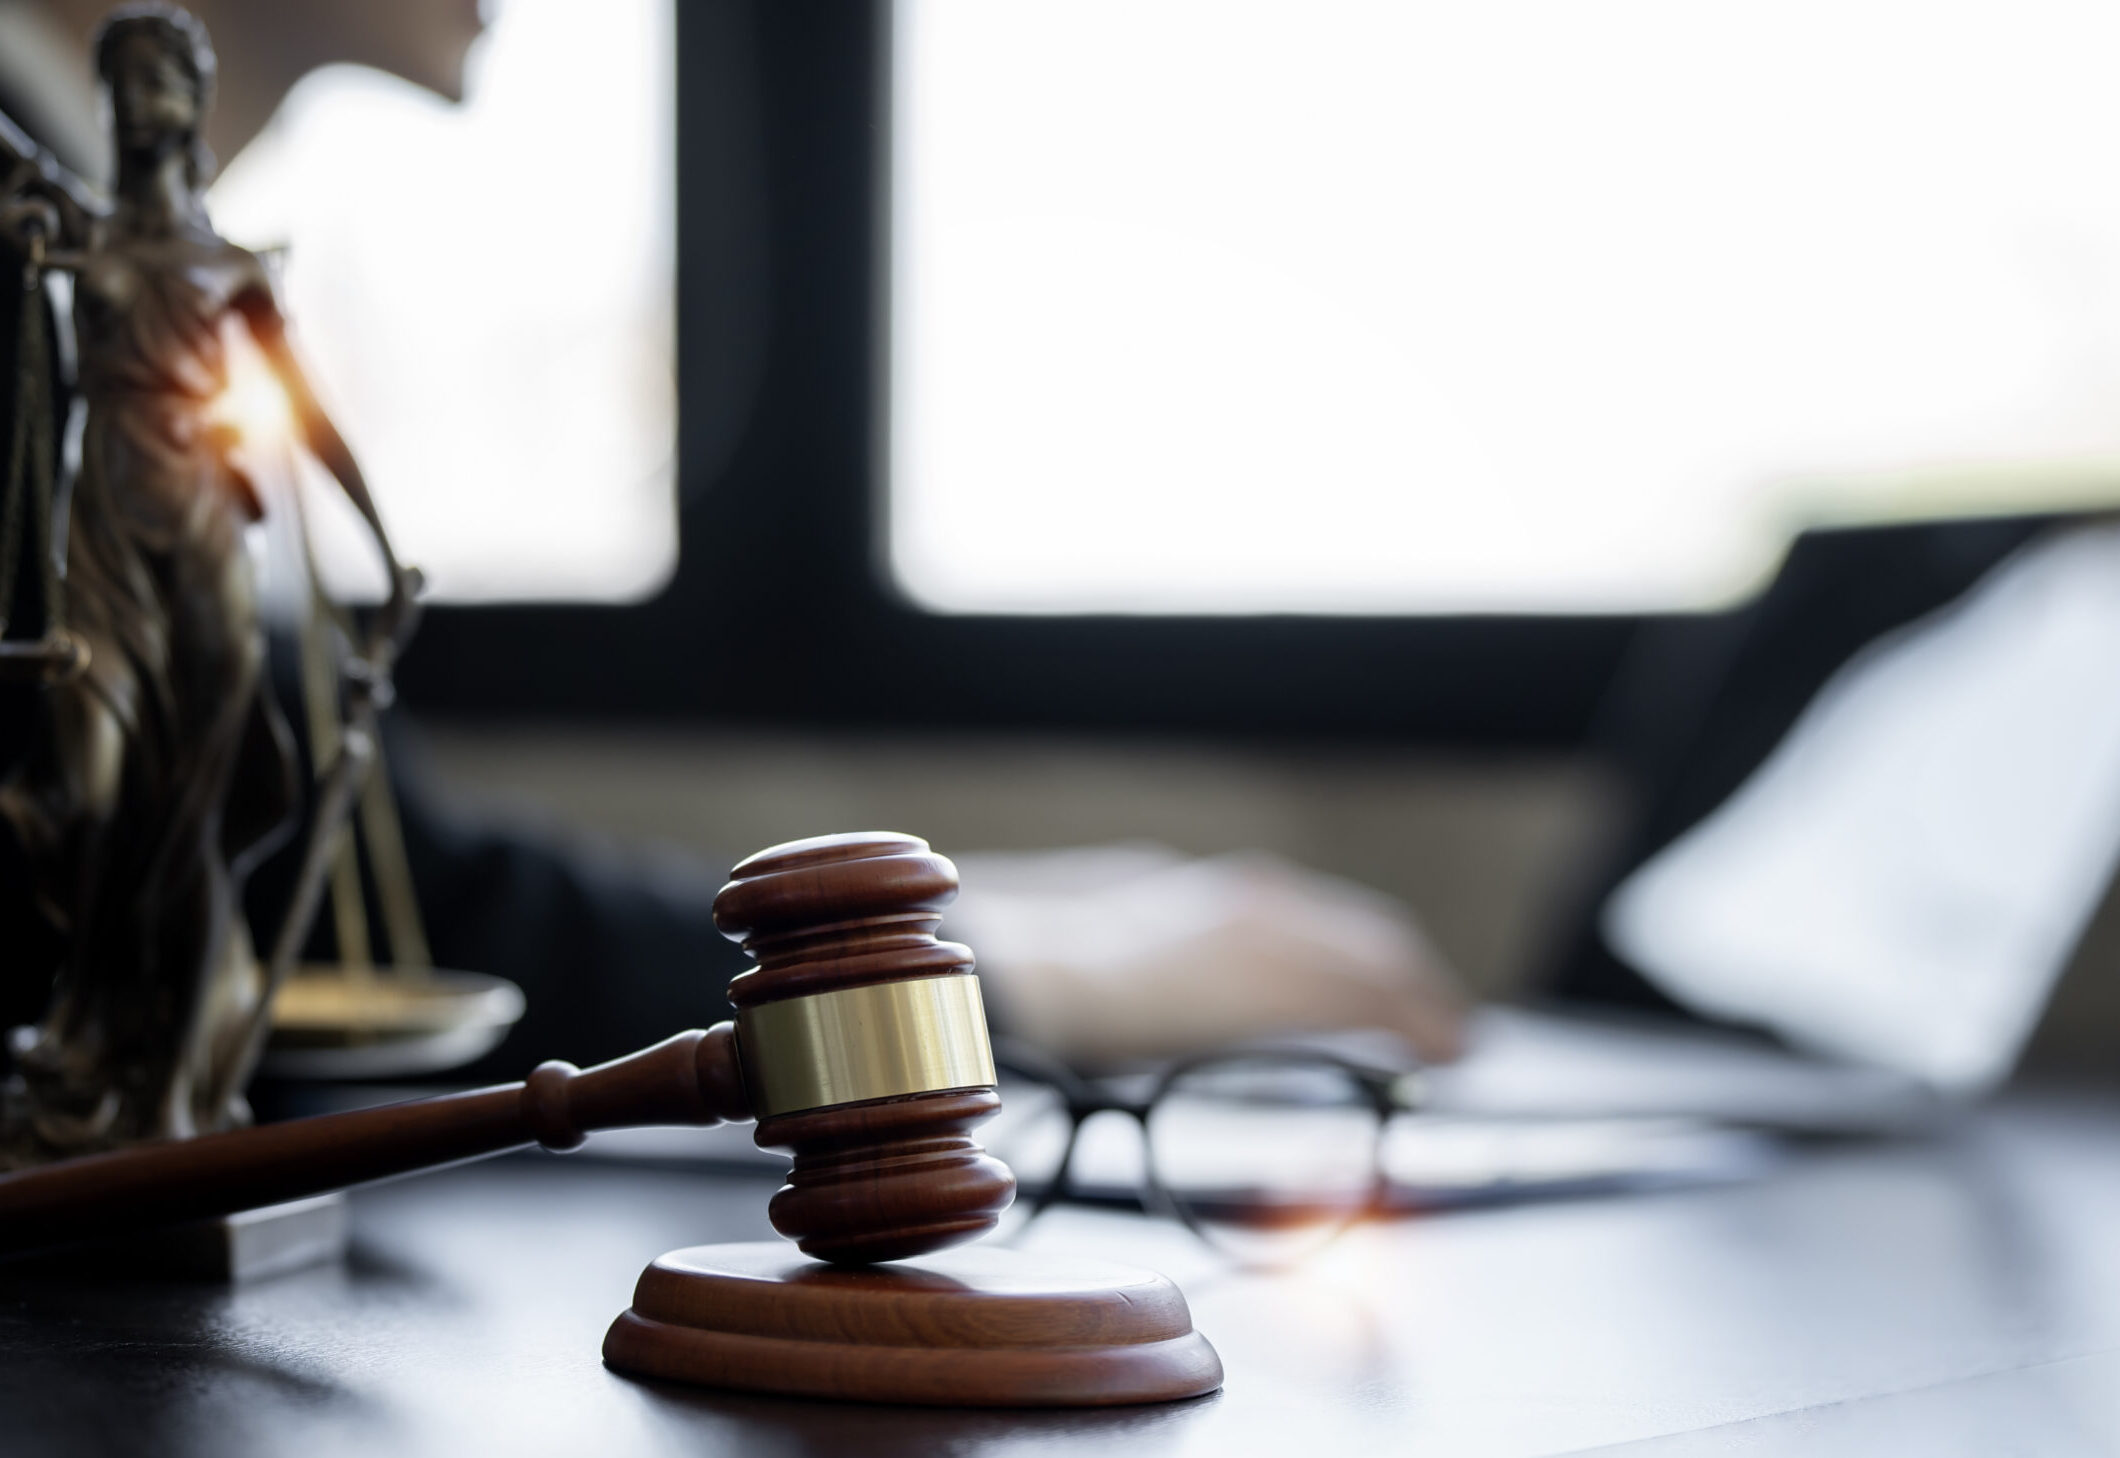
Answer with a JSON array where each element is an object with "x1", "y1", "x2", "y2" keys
[
  {"x1": 395, "y1": 1, "x2": 1654, "y2": 742},
  {"x1": 210, "y1": 0, "x2": 676, "y2": 604},
  {"x1": 891, "y1": 0, "x2": 2120, "y2": 615}
]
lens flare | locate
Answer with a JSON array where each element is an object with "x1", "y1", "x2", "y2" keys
[{"x1": 210, "y1": 340, "x2": 297, "y2": 454}]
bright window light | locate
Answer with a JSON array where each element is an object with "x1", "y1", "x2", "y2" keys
[
  {"x1": 891, "y1": 0, "x2": 2120, "y2": 614},
  {"x1": 210, "y1": 0, "x2": 675, "y2": 604}
]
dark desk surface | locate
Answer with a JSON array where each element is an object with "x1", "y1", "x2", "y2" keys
[{"x1": 6, "y1": 1093, "x2": 2120, "y2": 1458}]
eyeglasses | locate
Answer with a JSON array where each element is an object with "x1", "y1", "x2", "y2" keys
[{"x1": 987, "y1": 1038, "x2": 1423, "y2": 1266}]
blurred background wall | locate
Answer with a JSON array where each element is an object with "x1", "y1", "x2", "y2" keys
[
  {"x1": 418, "y1": 729, "x2": 1617, "y2": 1003},
  {"x1": 416, "y1": 723, "x2": 2119, "y2": 1074}
]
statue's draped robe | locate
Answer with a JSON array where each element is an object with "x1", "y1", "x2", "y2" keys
[{"x1": 0, "y1": 244, "x2": 295, "y2": 1159}]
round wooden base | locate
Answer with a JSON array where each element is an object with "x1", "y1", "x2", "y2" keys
[{"x1": 602, "y1": 1242, "x2": 1224, "y2": 1408}]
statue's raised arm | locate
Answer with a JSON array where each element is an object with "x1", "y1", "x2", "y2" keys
[
  {"x1": 0, "y1": 105, "x2": 103, "y2": 249},
  {"x1": 233, "y1": 271, "x2": 423, "y2": 658}
]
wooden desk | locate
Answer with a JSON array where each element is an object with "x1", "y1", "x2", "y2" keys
[{"x1": 5, "y1": 1093, "x2": 2118, "y2": 1456}]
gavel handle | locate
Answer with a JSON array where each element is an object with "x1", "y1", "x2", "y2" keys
[{"x1": 0, "y1": 1024, "x2": 752, "y2": 1257}]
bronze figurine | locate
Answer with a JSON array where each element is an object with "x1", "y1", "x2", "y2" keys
[{"x1": 0, "y1": 3, "x2": 417, "y2": 1165}]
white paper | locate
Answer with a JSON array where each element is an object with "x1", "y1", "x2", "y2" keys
[{"x1": 1607, "y1": 524, "x2": 2120, "y2": 1091}]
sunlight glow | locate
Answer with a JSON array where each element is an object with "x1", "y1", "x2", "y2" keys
[{"x1": 210, "y1": 330, "x2": 297, "y2": 456}]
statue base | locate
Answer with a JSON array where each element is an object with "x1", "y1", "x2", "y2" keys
[
  {"x1": 152, "y1": 1192, "x2": 349, "y2": 1281},
  {"x1": 32, "y1": 1192, "x2": 349, "y2": 1283}
]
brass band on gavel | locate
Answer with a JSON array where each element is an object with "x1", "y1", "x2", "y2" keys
[{"x1": 736, "y1": 975, "x2": 998, "y2": 1119}]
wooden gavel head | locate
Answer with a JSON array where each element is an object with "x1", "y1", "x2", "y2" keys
[{"x1": 713, "y1": 832, "x2": 1016, "y2": 1264}]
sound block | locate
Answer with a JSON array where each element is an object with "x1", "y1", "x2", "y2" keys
[{"x1": 602, "y1": 1242, "x2": 1223, "y2": 1408}]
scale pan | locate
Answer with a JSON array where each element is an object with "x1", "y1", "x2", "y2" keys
[{"x1": 262, "y1": 968, "x2": 527, "y2": 1079}]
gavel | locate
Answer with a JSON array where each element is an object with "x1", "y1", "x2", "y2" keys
[
  {"x1": 0, "y1": 832, "x2": 1018, "y2": 1264},
  {"x1": 0, "y1": 831, "x2": 1225, "y2": 1408}
]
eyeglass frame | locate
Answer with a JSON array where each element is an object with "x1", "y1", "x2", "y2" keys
[{"x1": 989, "y1": 1036, "x2": 1425, "y2": 1253}]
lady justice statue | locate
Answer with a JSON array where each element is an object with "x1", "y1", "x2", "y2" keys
[{"x1": 0, "y1": 4, "x2": 418, "y2": 1164}]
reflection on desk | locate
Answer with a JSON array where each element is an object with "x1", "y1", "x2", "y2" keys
[{"x1": 4, "y1": 1092, "x2": 2118, "y2": 1456}]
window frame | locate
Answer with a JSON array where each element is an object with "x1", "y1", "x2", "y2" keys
[{"x1": 395, "y1": 0, "x2": 1641, "y2": 747}]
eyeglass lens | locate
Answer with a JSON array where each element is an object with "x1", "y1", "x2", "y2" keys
[{"x1": 1146, "y1": 1054, "x2": 1383, "y2": 1265}]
